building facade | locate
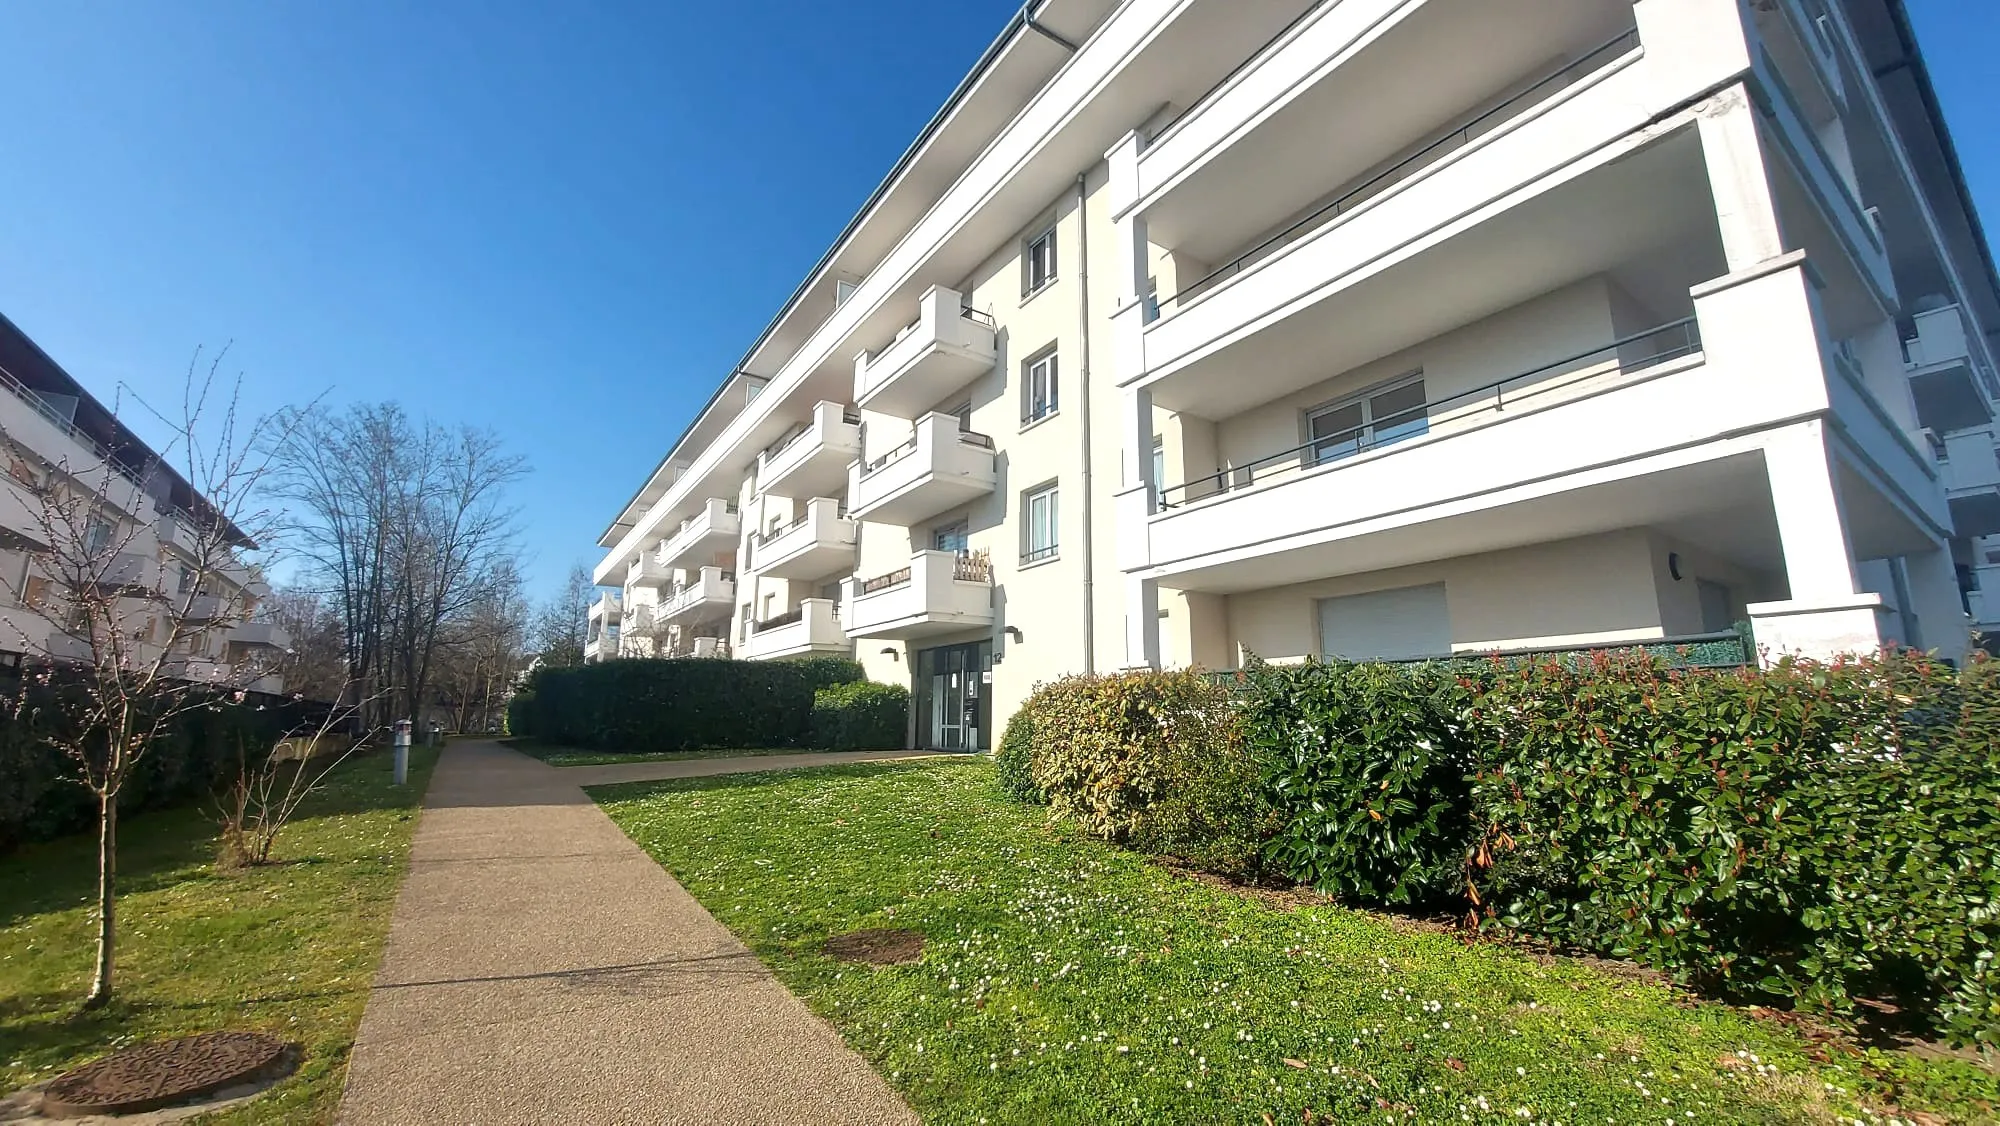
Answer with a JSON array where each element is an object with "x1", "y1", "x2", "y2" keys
[
  {"x1": 0, "y1": 314, "x2": 287, "y2": 690},
  {"x1": 591, "y1": 0, "x2": 2000, "y2": 750}
]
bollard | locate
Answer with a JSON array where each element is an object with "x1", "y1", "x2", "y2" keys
[{"x1": 393, "y1": 718, "x2": 412, "y2": 786}]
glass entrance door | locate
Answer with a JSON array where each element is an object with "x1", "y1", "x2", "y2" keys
[{"x1": 913, "y1": 640, "x2": 992, "y2": 751}]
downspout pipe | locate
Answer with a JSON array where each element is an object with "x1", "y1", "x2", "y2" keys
[{"x1": 1076, "y1": 171, "x2": 1096, "y2": 674}]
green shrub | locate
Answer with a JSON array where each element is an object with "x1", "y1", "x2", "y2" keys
[
  {"x1": 1025, "y1": 670, "x2": 1247, "y2": 846},
  {"x1": 515, "y1": 659, "x2": 816, "y2": 752},
  {"x1": 993, "y1": 705, "x2": 1041, "y2": 803},
  {"x1": 505, "y1": 692, "x2": 533, "y2": 737},
  {"x1": 1243, "y1": 660, "x2": 1481, "y2": 908},
  {"x1": 788, "y1": 655, "x2": 868, "y2": 692},
  {"x1": 810, "y1": 681, "x2": 910, "y2": 751}
]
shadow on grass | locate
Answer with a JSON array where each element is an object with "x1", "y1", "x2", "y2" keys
[
  {"x1": 586, "y1": 755, "x2": 983, "y2": 804},
  {"x1": 0, "y1": 747, "x2": 435, "y2": 929}
]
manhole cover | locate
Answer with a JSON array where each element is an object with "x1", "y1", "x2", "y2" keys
[
  {"x1": 821, "y1": 928, "x2": 925, "y2": 965},
  {"x1": 40, "y1": 1031, "x2": 293, "y2": 1118}
]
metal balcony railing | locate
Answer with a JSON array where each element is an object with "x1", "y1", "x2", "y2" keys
[
  {"x1": 859, "y1": 567, "x2": 912, "y2": 595},
  {"x1": 1158, "y1": 318, "x2": 1700, "y2": 509}
]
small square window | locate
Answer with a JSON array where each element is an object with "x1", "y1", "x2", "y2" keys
[
  {"x1": 1023, "y1": 350, "x2": 1059, "y2": 425},
  {"x1": 1024, "y1": 224, "x2": 1058, "y2": 296},
  {"x1": 1022, "y1": 484, "x2": 1058, "y2": 565}
]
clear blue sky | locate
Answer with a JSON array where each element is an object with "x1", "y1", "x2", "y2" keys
[{"x1": 0, "y1": 1, "x2": 1993, "y2": 597}]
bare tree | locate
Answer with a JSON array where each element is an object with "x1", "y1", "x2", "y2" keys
[
  {"x1": 430, "y1": 560, "x2": 530, "y2": 732},
  {"x1": 531, "y1": 562, "x2": 593, "y2": 668},
  {"x1": 0, "y1": 349, "x2": 292, "y2": 1007},
  {"x1": 268, "y1": 403, "x2": 525, "y2": 729},
  {"x1": 263, "y1": 587, "x2": 347, "y2": 703}
]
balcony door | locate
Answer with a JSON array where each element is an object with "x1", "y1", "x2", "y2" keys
[{"x1": 933, "y1": 520, "x2": 970, "y2": 555}]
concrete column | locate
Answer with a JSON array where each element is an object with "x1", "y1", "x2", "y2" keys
[
  {"x1": 1903, "y1": 544, "x2": 1971, "y2": 662},
  {"x1": 1695, "y1": 88, "x2": 1790, "y2": 272},
  {"x1": 1746, "y1": 420, "x2": 1891, "y2": 661},
  {"x1": 1124, "y1": 573, "x2": 1161, "y2": 671}
]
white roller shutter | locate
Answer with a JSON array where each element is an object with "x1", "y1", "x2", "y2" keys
[{"x1": 1317, "y1": 583, "x2": 1450, "y2": 661}]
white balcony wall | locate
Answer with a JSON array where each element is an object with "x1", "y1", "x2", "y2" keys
[
  {"x1": 657, "y1": 498, "x2": 741, "y2": 569},
  {"x1": 750, "y1": 497, "x2": 857, "y2": 580},
  {"x1": 1940, "y1": 429, "x2": 2000, "y2": 495},
  {"x1": 659, "y1": 566, "x2": 737, "y2": 624},
  {"x1": 853, "y1": 286, "x2": 998, "y2": 418},
  {"x1": 739, "y1": 598, "x2": 850, "y2": 661},
  {"x1": 228, "y1": 621, "x2": 293, "y2": 651},
  {"x1": 847, "y1": 412, "x2": 998, "y2": 527},
  {"x1": 628, "y1": 551, "x2": 675, "y2": 588},
  {"x1": 758, "y1": 401, "x2": 861, "y2": 500},
  {"x1": 843, "y1": 550, "x2": 993, "y2": 640}
]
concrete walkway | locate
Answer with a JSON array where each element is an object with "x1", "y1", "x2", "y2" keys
[{"x1": 337, "y1": 742, "x2": 925, "y2": 1125}]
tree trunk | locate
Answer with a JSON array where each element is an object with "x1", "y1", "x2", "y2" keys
[{"x1": 83, "y1": 789, "x2": 116, "y2": 1009}]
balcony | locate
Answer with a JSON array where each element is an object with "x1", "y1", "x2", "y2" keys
[
  {"x1": 178, "y1": 593, "x2": 230, "y2": 622},
  {"x1": 657, "y1": 498, "x2": 741, "y2": 570},
  {"x1": 738, "y1": 598, "x2": 850, "y2": 661},
  {"x1": 853, "y1": 286, "x2": 997, "y2": 418},
  {"x1": 847, "y1": 413, "x2": 998, "y2": 527},
  {"x1": 1970, "y1": 565, "x2": 2000, "y2": 629},
  {"x1": 1933, "y1": 427, "x2": 2000, "y2": 538},
  {"x1": 843, "y1": 550, "x2": 993, "y2": 640},
  {"x1": 588, "y1": 591, "x2": 623, "y2": 621},
  {"x1": 628, "y1": 550, "x2": 676, "y2": 588},
  {"x1": 1903, "y1": 305, "x2": 1998, "y2": 434},
  {"x1": 90, "y1": 552, "x2": 165, "y2": 598},
  {"x1": 758, "y1": 401, "x2": 861, "y2": 500},
  {"x1": 583, "y1": 636, "x2": 607, "y2": 662},
  {"x1": 750, "y1": 498, "x2": 857, "y2": 580},
  {"x1": 227, "y1": 621, "x2": 293, "y2": 651},
  {"x1": 658, "y1": 566, "x2": 736, "y2": 625}
]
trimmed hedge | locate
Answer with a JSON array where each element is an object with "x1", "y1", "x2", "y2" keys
[
  {"x1": 789, "y1": 656, "x2": 868, "y2": 692},
  {"x1": 1008, "y1": 651, "x2": 2000, "y2": 1044},
  {"x1": 0, "y1": 681, "x2": 314, "y2": 854},
  {"x1": 810, "y1": 681, "x2": 910, "y2": 751},
  {"x1": 511, "y1": 659, "x2": 818, "y2": 752}
]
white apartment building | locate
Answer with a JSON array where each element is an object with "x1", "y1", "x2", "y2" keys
[
  {"x1": 0, "y1": 314, "x2": 288, "y2": 691},
  {"x1": 591, "y1": 0, "x2": 2000, "y2": 751}
]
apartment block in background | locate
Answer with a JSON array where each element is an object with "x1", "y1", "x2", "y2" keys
[
  {"x1": 0, "y1": 313, "x2": 287, "y2": 691},
  {"x1": 590, "y1": 0, "x2": 2000, "y2": 751}
]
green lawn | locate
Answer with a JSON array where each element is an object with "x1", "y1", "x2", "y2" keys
[
  {"x1": 508, "y1": 739, "x2": 878, "y2": 767},
  {"x1": 0, "y1": 746, "x2": 439, "y2": 1123},
  {"x1": 598, "y1": 758, "x2": 2000, "y2": 1126}
]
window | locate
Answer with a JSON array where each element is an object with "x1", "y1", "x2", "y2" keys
[
  {"x1": 1150, "y1": 438, "x2": 1165, "y2": 509},
  {"x1": 1306, "y1": 377, "x2": 1429, "y2": 465},
  {"x1": 82, "y1": 517, "x2": 113, "y2": 557},
  {"x1": 1024, "y1": 224, "x2": 1058, "y2": 295},
  {"x1": 1318, "y1": 584, "x2": 1449, "y2": 661},
  {"x1": 1023, "y1": 350, "x2": 1059, "y2": 424},
  {"x1": 177, "y1": 565, "x2": 194, "y2": 595},
  {"x1": 1696, "y1": 579, "x2": 1735, "y2": 634},
  {"x1": 1023, "y1": 484, "x2": 1059, "y2": 564},
  {"x1": 934, "y1": 521, "x2": 970, "y2": 555}
]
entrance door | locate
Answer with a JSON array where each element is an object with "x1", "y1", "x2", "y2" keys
[{"x1": 913, "y1": 640, "x2": 992, "y2": 750}]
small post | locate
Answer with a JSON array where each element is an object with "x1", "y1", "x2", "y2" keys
[{"x1": 393, "y1": 718, "x2": 411, "y2": 786}]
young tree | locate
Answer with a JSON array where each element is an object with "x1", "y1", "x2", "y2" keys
[
  {"x1": 532, "y1": 562, "x2": 594, "y2": 668},
  {"x1": 0, "y1": 350, "x2": 291, "y2": 1007}
]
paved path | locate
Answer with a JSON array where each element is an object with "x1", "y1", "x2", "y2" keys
[{"x1": 337, "y1": 742, "x2": 924, "y2": 1125}]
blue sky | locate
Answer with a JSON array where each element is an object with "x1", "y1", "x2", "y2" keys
[{"x1": 0, "y1": 1, "x2": 1994, "y2": 597}]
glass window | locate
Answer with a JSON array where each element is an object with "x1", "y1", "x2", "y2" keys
[
  {"x1": 1024, "y1": 485, "x2": 1058, "y2": 564},
  {"x1": 1306, "y1": 377, "x2": 1428, "y2": 466},
  {"x1": 1150, "y1": 439, "x2": 1165, "y2": 508},
  {"x1": 1024, "y1": 351, "x2": 1059, "y2": 424},
  {"x1": 1026, "y1": 225, "x2": 1058, "y2": 294},
  {"x1": 934, "y1": 521, "x2": 970, "y2": 555}
]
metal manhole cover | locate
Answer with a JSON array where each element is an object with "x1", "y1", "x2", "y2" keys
[
  {"x1": 40, "y1": 1031, "x2": 293, "y2": 1118},
  {"x1": 821, "y1": 928, "x2": 925, "y2": 965}
]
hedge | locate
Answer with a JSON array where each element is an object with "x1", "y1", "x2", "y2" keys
[
  {"x1": 1006, "y1": 650, "x2": 2000, "y2": 1045},
  {"x1": 810, "y1": 681, "x2": 909, "y2": 750},
  {"x1": 510, "y1": 659, "x2": 823, "y2": 752},
  {"x1": 0, "y1": 679, "x2": 315, "y2": 854}
]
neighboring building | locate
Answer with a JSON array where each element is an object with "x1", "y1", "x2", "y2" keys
[
  {"x1": 0, "y1": 313, "x2": 288, "y2": 691},
  {"x1": 591, "y1": 0, "x2": 2000, "y2": 747}
]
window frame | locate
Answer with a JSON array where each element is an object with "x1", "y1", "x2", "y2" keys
[
  {"x1": 1021, "y1": 483, "x2": 1059, "y2": 566},
  {"x1": 1023, "y1": 223, "x2": 1058, "y2": 297},
  {"x1": 1022, "y1": 347, "x2": 1060, "y2": 426},
  {"x1": 1303, "y1": 373, "x2": 1429, "y2": 467}
]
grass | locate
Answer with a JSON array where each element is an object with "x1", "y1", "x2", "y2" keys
[
  {"x1": 507, "y1": 738, "x2": 882, "y2": 767},
  {"x1": 598, "y1": 758, "x2": 2000, "y2": 1126},
  {"x1": 0, "y1": 746, "x2": 439, "y2": 1123}
]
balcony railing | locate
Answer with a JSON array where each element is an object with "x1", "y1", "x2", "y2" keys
[
  {"x1": 860, "y1": 427, "x2": 993, "y2": 477},
  {"x1": 1021, "y1": 543, "x2": 1059, "y2": 566},
  {"x1": 0, "y1": 362, "x2": 152, "y2": 492},
  {"x1": 1156, "y1": 28, "x2": 1642, "y2": 313},
  {"x1": 762, "y1": 409, "x2": 862, "y2": 463},
  {"x1": 752, "y1": 503, "x2": 850, "y2": 548},
  {"x1": 753, "y1": 608, "x2": 804, "y2": 633},
  {"x1": 1158, "y1": 318, "x2": 1701, "y2": 508},
  {"x1": 860, "y1": 567, "x2": 912, "y2": 595}
]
